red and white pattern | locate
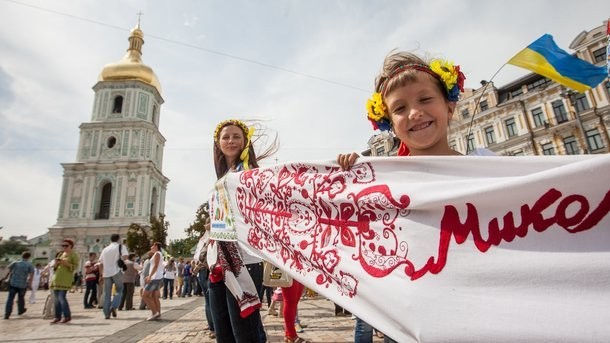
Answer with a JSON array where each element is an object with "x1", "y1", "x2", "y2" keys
[{"x1": 210, "y1": 154, "x2": 610, "y2": 342}]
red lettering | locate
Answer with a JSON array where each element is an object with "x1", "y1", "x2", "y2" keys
[{"x1": 406, "y1": 188, "x2": 610, "y2": 281}]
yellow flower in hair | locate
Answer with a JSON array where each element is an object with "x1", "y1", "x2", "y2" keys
[
  {"x1": 366, "y1": 92, "x2": 386, "y2": 121},
  {"x1": 430, "y1": 59, "x2": 458, "y2": 90},
  {"x1": 239, "y1": 126, "x2": 255, "y2": 170}
]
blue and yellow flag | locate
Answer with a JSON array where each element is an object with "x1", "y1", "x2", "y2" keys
[{"x1": 508, "y1": 34, "x2": 607, "y2": 93}]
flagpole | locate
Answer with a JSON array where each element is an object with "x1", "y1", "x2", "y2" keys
[{"x1": 465, "y1": 63, "x2": 507, "y2": 154}]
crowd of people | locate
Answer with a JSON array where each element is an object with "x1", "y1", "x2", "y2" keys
[{"x1": 3, "y1": 48, "x2": 480, "y2": 342}]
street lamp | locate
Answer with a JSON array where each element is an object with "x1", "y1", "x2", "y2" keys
[{"x1": 560, "y1": 87, "x2": 591, "y2": 154}]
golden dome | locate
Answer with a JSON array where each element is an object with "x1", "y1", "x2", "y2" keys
[{"x1": 98, "y1": 25, "x2": 162, "y2": 94}]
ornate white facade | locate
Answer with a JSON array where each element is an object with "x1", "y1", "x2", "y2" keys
[{"x1": 49, "y1": 23, "x2": 169, "y2": 259}]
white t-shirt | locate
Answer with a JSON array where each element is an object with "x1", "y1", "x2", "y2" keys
[
  {"x1": 149, "y1": 251, "x2": 165, "y2": 281},
  {"x1": 99, "y1": 242, "x2": 128, "y2": 277}
]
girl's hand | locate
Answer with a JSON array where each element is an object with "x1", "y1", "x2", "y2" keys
[{"x1": 337, "y1": 152, "x2": 359, "y2": 171}]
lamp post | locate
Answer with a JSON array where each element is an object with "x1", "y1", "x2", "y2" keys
[{"x1": 560, "y1": 87, "x2": 591, "y2": 154}]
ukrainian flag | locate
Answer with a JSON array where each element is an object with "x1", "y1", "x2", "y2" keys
[{"x1": 508, "y1": 34, "x2": 607, "y2": 93}]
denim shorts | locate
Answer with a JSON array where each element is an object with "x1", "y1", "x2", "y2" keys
[{"x1": 144, "y1": 279, "x2": 163, "y2": 292}]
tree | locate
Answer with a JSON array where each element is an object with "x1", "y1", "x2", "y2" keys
[
  {"x1": 0, "y1": 240, "x2": 29, "y2": 258},
  {"x1": 185, "y1": 203, "x2": 210, "y2": 240},
  {"x1": 150, "y1": 213, "x2": 169, "y2": 247},
  {"x1": 167, "y1": 236, "x2": 199, "y2": 257},
  {"x1": 126, "y1": 223, "x2": 150, "y2": 258},
  {"x1": 167, "y1": 203, "x2": 210, "y2": 258}
]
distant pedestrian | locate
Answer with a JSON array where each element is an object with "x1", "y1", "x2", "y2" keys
[
  {"x1": 83, "y1": 252, "x2": 99, "y2": 309},
  {"x1": 50, "y1": 239, "x2": 79, "y2": 324},
  {"x1": 142, "y1": 242, "x2": 164, "y2": 320},
  {"x1": 162, "y1": 259, "x2": 176, "y2": 300},
  {"x1": 3, "y1": 251, "x2": 34, "y2": 320},
  {"x1": 98, "y1": 234, "x2": 128, "y2": 320},
  {"x1": 119, "y1": 254, "x2": 137, "y2": 310},
  {"x1": 29, "y1": 263, "x2": 42, "y2": 304}
]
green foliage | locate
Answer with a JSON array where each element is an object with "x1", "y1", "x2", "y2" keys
[
  {"x1": 150, "y1": 213, "x2": 169, "y2": 247},
  {"x1": 125, "y1": 223, "x2": 151, "y2": 258},
  {"x1": 167, "y1": 236, "x2": 199, "y2": 258},
  {"x1": 0, "y1": 240, "x2": 29, "y2": 258},
  {"x1": 185, "y1": 203, "x2": 209, "y2": 240}
]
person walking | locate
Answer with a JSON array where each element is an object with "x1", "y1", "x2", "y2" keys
[
  {"x1": 119, "y1": 254, "x2": 137, "y2": 311},
  {"x1": 162, "y1": 258, "x2": 176, "y2": 300},
  {"x1": 142, "y1": 242, "x2": 164, "y2": 320},
  {"x1": 83, "y1": 252, "x2": 99, "y2": 309},
  {"x1": 98, "y1": 234, "x2": 128, "y2": 320},
  {"x1": 50, "y1": 239, "x2": 79, "y2": 324},
  {"x1": 3, "y1": 251, "x2": 34, "y2": 319},
  {"x1": 28, "y1": 263, "x2": 42, "y2": 304}
]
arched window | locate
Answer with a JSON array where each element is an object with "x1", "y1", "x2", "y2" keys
[
  {"x1": 150, "y1": 187, "x2": 158, "y2": 218},
  {"x1": 112, "y1": 96, "x2": 124, "y2": 113},
  {"x1": 152, "y1": 105, "x2": 157, "y2": 125},
  {"x1": 97, "y1": 183, "x2": 112, "y2": 219}
]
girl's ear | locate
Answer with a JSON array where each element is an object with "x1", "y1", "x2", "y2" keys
[{"x1": 447, "y1": 102, "x2": 456, "y2": 120}]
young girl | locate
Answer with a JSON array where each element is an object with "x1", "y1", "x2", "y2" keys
[
  {"x1": 338, "y1": 51, "x2": 489, "y2": 343},
  {"x1": 208, "y1": 119, "x2": 278, "y2": 343},
  {"x1": 338, "y1": 51, "x2": 491, "y2": 171}
]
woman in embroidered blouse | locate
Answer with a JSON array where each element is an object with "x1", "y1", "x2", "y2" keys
[
  {"x1": 208, "y1": 119, "x2": 279, "y2": 343},
  {"x1": 50, "y1": 238, "x2": 79, "y2": 324}
]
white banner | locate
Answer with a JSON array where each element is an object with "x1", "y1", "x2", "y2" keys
[{"x1": 209, "y1": 155, "x2": 610, "y2": 342}]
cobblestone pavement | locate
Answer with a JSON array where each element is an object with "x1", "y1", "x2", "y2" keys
[{"x1": 0, "y1": 290, "x2": 384, "y2": 342}]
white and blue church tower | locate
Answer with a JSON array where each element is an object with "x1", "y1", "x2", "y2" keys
[{"x1": 49, "y1": 22, "x2": 169, "y2": 257}]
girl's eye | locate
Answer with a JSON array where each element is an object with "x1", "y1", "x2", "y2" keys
[
  {"x1": 420, "y1": 97, "x2": 433, "y2": 103},
  {"x1": 392, "y1": 106, "x2": 405, "y2": 115}
]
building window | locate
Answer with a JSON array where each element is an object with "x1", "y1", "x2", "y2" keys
[
  {"x1": 573, "y1": 94, "x2": 590, "y2": 113},
  {"x1": 479, "y1": 100, "x2": 489, "y2": 112},
  {"x1": 586, "y1": 128, "x2": 605, "y2": 151},
  {"x1": 531, "y1": 107, "x2": 544, "y2": 128},
  {"x1": 592, "y1": 47, "x2": 606, "y2": 63},
  {"x1": 375, "y1": 146, "x2": 385, "y2": 156},
  {"x1": 527, "y1": 77, "x2": 552, "y2": 91},
  {"x1": 112, "y1": 96, "x2": 124, "y2": 113},
  {"x1": 511, "y1": 150, "x2": 525, "y2": 156},
  {"x1": 461, "y1": 108, "x2": 469, "y2": 118},
  {"x1": 552, "y1": 100, "x2": 568, "y2": 124},
  {"x1": 563, "y1": 136, "x2": 579, "y2": 155},
  {"x1": 505, "y1": 117, "x2": 517, "y2": 137},
  {"x1": 465, "y1": 133, "x2": 475, "y2": 152},
  {"x1": 541, "y1": 142, "x2": 556, "y2": 155},
  {"x1": 484, "y1": 126, "x2": 496, "y2": 145},
  {"x1": 511, "y1": 88, "x2": 523, "y2": 98},
  {"x1": 97, "y1": 183, "x2": 112, "y2": 220}
]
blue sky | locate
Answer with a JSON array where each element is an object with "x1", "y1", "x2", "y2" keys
[{"x1": 1, "y1": 0, "x2": 609, "y2": 241}]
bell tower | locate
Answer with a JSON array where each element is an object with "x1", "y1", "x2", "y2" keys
[{"x1": 49, "y1": 21, "x2": 169, "y2": 256}]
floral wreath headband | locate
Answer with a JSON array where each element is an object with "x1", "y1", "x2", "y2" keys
[
  {"x1": 366, "y1": 59, "x2": 466, "y2": 131},
  {"x1": 214, "y1": 119, "x2": 255, "y2": 170}
]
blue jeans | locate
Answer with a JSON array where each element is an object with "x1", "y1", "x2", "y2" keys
[
  {"x1": 355, "y1": 317, "x2": 398, "y2": 343},
  {"x1": 198, "y1": 269, "x2": 214, "y2": 332},
  {"x1": 54, "y1": 290, "x2": 71, "y2": 319},
  {"x1": 354, "y1": 317, "x2": 374, "y2": 343},
  {"x1": 5, "y1": 285, "x2": 26, "y2": 317},
  {"x1": 103, "y1": 272, "x2": 124, "y2": 318},
  {"x1": 209, "y1": 262, "x2": 264, "y2": 343},
  {"x1": 182, "y1": 275, "x2": 192, "y2": 296}
]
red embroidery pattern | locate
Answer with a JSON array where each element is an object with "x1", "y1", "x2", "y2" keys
[{"x1": 235, "y1": 163, "x2": 411, "y2": 297}]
